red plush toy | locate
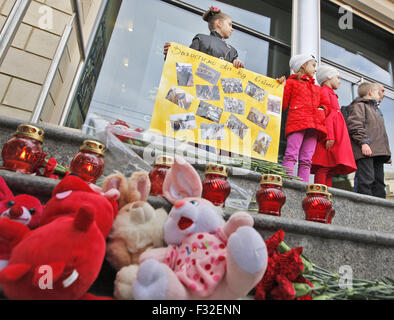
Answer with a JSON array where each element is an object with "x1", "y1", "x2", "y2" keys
[
  {"x1": 40, "y1": 175, "x2": 119, "y2": 238},
  {"x1": 0, "y1": 177, "x2": 43, "y2": 272},
  {"x1": 0, "y1": 175, "x2": 120, "y2": 300},
  {"x1": 0, "y1": 205, "x2": 107, "y2": 300}
]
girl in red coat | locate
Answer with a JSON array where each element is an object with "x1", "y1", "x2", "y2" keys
[
  {"x1": 282, "y1": 54, "x2": 330, "y2": 182},
  {"x1": 311, "y1": 65, "x2": 357, "y2": 187}
]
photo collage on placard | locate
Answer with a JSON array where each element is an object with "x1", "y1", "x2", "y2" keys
[{"x1": 166, "y1": 60, "x2": 280, "y2": 156}]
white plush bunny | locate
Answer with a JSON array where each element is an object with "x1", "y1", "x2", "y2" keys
[{"x1": 132, "y1": 156, "x2": 268, "y2": 300}]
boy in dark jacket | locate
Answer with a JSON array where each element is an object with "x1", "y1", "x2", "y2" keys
[{"x1": 347, "y1": 82, "x2": 391, "y2": 198}]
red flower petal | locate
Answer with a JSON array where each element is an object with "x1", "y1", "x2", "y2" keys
[
  {"x1": 265, "y1": 230, "x2": 285, "y2": 257},
  {"x1": 254, "y1": 287, "x2": 267, "y2": 300},
  {"x1": 270, "y1": 275, "x2": 296, "y2": 300},
  {"x1": 275, "y1": 248, "x2": 304, "y2": 282},
  {"x1": 295, "y1": 275, "x2": 314, "y2": 288}
]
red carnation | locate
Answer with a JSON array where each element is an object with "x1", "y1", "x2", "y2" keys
[
  {"x1": 254, "y1": 253, "x2": 278, "y2": 299},
  {"x1": 275, "y1": 247, "x2": 304, "y2": 282},
  {"x1": 254, "y1": 286, "x2": 267, "y2": 300},
  {"x1": 270, "y1": 275, "x2": 296, "y2": 300},
  {"x1": 43, "y1": 157, "x2": 59, "y2": 179},
  {"x1": 295, "y1": 275, "x2": 314, "y2": 288},
  {"x1": 265, "y1": 229, "x2": 285, "y2": 257}
]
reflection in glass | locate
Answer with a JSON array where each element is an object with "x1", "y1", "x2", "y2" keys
[
  {"x1": 179, "y1": 0, "x2": 271, "y2": 35},
  {"x1": 322, "y1": 40, "x2": 393, "y2": 87},
  {"x1": 181, "y1": 0, "x2": 292, "y2": 44},
  {"x1": 321, "y1": 1, "x2": 393, "y2": 87},
  {"x1": 335, "y1": 78, "x2": 353, "y2": 107}
]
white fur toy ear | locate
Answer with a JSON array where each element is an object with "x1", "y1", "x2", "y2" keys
[{"x1": 162, "y1": 156, "x2": 202, "y2": 203}]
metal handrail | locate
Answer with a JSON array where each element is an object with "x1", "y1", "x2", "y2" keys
[
  {"x1": 0, "y1": 0, "x2": 32, "y2": 66},
  {"x1": 70, "y1": 0, "x2": 86, "y2": 60},
  {"x1": 30, "y1": 14, "x2": 75, "y2": 123}
]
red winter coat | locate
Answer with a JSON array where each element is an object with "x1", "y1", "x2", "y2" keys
[
  {"x1": 311, "y1": 86, "x2": 357, "y2": 175},
  {"x1": 282, "y1": 75, "x2": 330, "y2": 139}
]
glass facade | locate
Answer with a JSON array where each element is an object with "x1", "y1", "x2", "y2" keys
[
  {"x1": 67, "y1": 0, "x2": 292, "y2": 133},
  {"x1": 321, "y1": 1, "x2": 394, "y2": 174},
  {"x1": 321, "y1": 1, "x2": 394, "y2": 87},
  {"x1": 65, "y1": 0, "x2": 393, "y2": 175},
  {"x1": 181, "y1": 0, "x2": 292, "y2": 44}
]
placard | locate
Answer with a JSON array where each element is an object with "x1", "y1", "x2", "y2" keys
[{"x1": 149, "y1": 42, "x2": 284, "y2": 162}]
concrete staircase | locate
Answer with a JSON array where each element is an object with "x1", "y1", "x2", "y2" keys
[{"x1": 0, "y1": 115, "x2": 393, "y2": 298}]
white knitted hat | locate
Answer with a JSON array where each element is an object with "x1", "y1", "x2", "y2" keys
[
  {"x1": 289, "y1": 54, "x2": 316, "y2": 73},
  {"x1": 316, "y1": 65, "x2": 339, "y2": 85}
]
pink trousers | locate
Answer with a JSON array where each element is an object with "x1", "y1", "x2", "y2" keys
[{"x1": 282, "y1": 129, "x2": 318, "y2": 183}]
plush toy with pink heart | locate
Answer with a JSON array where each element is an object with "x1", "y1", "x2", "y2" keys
[
  {"x1": 132, "y1": 156, "x2": 268, "y2": 300},
  {"x1": 0, "y1": 177, "x2": 43, "y2": 274}
]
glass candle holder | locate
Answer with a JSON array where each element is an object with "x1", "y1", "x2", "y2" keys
[
  {"x1": 256, "y1": 174, "x2": 286, "y2": 216},
  {"x1": 302, "y1": 184, "x2": 332, "y2": 224},
  {"x1": 202, "y1": 163, "x2": 231, "y2": 208},
  {"x1": 149, "y1": 155, "x2": 174, "y2": 196},
  {"x1": 70, "y1": 140, "x2": 105, "y2": 184},
  {"x1": 1, "y1": 124, "x2": 45, "y2": 174}
]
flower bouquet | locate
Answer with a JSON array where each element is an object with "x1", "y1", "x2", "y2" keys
[
  {"x1": 255, "y1": 230, "x2": 394, "y2": 300},
  {"x1": 36, "y1": 155, "x2": 70, "y2": 180}
]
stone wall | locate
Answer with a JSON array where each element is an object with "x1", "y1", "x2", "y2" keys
[{"x1": 0, "y1": 0, "x2": 104, "y2": 124}]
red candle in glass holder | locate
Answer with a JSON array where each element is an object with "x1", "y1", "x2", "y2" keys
[
  {"x1": 70, "y1": 140, "x2": 105, "y2": 184},
  {"x1": 256, "y1": 174, "x2": 286, "y2": 216},
  {"x1": 149, "y1": 155, "x2": 174, "y2": 196},
  {"x1": 1, "y1": 124, "x2": 45, "y2": 174},
  {"x1": 327, "y1": 193, "x2": 335, "y2": 224},
  {"x1": 302, "y1": 184, "x2": 332, "y2": 224},
  {"x1": 202, "y1": 164, "x2": 231, "y2": 208}
]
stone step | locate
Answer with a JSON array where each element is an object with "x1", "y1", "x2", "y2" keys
[
  {"x1": 130, "y1": 145, "x2": 394, "y2": 235},
  {"x1": 0, "y1": 169, "x2": 393, "y2": 282},
  {"x1": 1, "y1": 115, "x2": 393, "y2": 235},
  {"x1": 1, "y1": 115, "x2": 394, "y2": 281}
]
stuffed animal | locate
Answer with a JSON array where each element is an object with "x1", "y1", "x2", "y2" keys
[
  {"x1": 0, "y1": 175, "x2": 120, "y2": 300},
  {"x1": 0, "y1": 177, "x2": 43, "y2": 273},
  {"x1": 40, "y1": 175, "x2": 119, "y2": 238},
  {"x1": 104, "y1": 172, "x2": 168, "y2": 271},
  {"x1": 0, "y1": 205, "x2": 108, "y2": 300},
  {"x1": 131, "y1": 156, "x2": 268, "y2": 300}
]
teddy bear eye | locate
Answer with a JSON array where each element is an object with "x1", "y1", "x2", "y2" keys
[
  {"x1": 29, "y1": 208, "x2": 36, "y2": 215},
  {"x1": 7, "y1": 201, "x2": 15, "y2": 208},
  {"x1": 190, "y1": 200, "x2": 198, "y2": 206}
]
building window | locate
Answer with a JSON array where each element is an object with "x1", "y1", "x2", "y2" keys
[
  {"x1": 321, "y1": 1, "x2": 394, "y2": 176},
  {"x1": 180, "y1": 0, "x2": 292, "y2": 45},
  {"x1": 321, "y1": 1, "x2": 394, "y2": 87}
]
